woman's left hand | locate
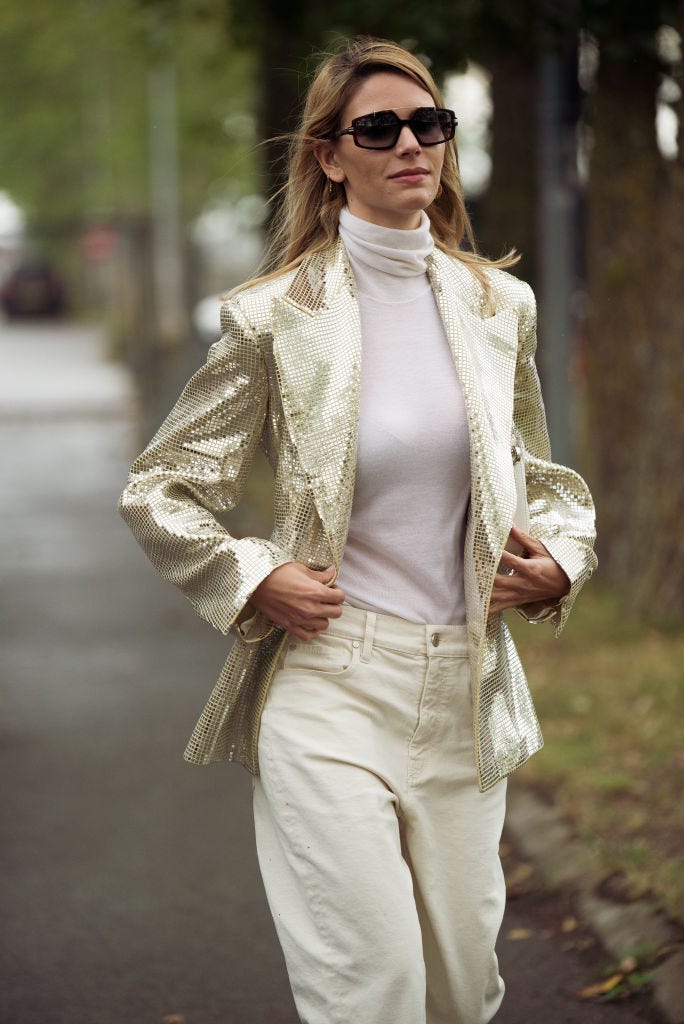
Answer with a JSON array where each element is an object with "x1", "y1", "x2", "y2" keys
[{"x1": 488, "y1": 525, "x2": 571, "y2": 615}]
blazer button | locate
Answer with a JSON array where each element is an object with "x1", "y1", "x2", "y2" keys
[{"x1": 431, "y1": 632, "x2": 440, "y2": 647}]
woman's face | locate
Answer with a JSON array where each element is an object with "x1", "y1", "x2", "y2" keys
[{"x1": 316, "y1": 71, "x2": 446, "y2": 230}]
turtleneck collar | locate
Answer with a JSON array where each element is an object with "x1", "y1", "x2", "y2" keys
[{"x1": 338, "y1": 206, "x2": 434, "y2": 280}]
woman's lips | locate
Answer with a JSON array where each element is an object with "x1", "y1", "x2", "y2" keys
[{"x1": 389, "y1": 168, "x2": 430, "y2": 183}]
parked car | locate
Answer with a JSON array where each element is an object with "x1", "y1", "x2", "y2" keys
[{"x1": 1, "y1": 261, "x2": 67, "y2": 317}]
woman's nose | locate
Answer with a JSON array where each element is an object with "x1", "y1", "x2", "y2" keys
[{"x1": 395, "y1": 124, "x2": 422, "y2": 154}]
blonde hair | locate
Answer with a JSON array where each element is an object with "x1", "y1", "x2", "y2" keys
[{"x1": 235, "y1": 36, "x2": 519, "y2": 304}]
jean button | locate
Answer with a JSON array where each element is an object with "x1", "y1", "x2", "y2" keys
[{"x1": 430, "y1": 632, "x2": 440, "y2": 647}]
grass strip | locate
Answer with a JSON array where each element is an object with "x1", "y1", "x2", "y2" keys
[{"x1": 508, "y1": 585, "x2": 683, "y2": 924}]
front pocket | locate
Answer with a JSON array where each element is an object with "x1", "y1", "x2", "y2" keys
[{"x1": 278, "y1": 630, "x2": 359, "y2": 677}]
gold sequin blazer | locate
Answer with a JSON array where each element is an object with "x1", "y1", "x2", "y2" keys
[{"x1": 119, "y1": 238, "x2": 597, "y2": 792}]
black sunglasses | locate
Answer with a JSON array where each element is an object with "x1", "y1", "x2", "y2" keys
[{"x1": 334, "y1": 107, "x2": 457, "y2": 150}]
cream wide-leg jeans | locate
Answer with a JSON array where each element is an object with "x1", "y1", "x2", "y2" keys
[{"x1": 252, "y1": 602, "x2": 507, "y2": 1024}]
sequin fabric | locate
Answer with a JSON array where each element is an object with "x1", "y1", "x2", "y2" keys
[{"x1": 119, "y1": 237, "x2": 596, "y2": 792}]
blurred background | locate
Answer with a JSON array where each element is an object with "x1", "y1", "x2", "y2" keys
[{"x1": 1, "y1": 1, "x2": 682, "y2": 1022}]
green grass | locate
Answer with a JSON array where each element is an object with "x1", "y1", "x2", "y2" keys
[{"x1": 508, "y1": 585, "x2": 684, "y2": 923}]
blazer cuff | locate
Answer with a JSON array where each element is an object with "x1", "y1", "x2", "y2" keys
[
  {"x1": 231, "y1": 549, "x2": 295, "y2": 643},
  {"x1": 515, "y1": 533, "x2": 597, "y2": 636},
  {"x1": 234, "y1": 605, "x2": 276, "y2": 643}
]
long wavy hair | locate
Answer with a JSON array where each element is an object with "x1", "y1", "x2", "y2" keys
[{"x1": 236, "y1": 36, "x2": 519, "y2": 304}]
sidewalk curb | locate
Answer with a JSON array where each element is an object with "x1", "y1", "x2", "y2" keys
[{"x1": 505, "y1": 784, "x2": 684, "y2": 1024}]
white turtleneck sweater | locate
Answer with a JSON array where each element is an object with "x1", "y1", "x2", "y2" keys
[{"x1": 335, "y1": 207, "x2": 470, "y2": 625}]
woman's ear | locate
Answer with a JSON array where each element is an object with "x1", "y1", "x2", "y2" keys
[{"x1": 313, "y1": 142, "x2": 345, "y2": 184}]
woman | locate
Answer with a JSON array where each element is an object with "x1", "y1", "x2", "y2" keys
[{"x1": 119, "y1": 36, "x2": 597, "y2": 1024}]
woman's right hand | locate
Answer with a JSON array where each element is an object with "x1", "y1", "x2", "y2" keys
[{"x1": 249, "y1": 562, "x2": 345, "y2": 640}]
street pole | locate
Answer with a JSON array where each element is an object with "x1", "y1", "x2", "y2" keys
[
  {"x1": 536, "y1": 46, "x2": 582, "y2": 466},
  {"x1": 147, "y1": 56, "x2": 187, "y2": 349}
]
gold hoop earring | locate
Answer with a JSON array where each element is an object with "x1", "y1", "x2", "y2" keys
[{"x1": 327, "y1": 178, "x2": 334, "y2": 196}]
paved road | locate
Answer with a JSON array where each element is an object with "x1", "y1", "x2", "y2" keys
[{"x1": 0, "y1": 321, "x2": 656, "y2": 1023}]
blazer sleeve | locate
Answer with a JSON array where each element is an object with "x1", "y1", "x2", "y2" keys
[
  {"x1": 512, "y1": 282, "x2": 597, "y2": 636},
  {"x1": 118, "y1": 298, "x2": 293, "y2": 637}
]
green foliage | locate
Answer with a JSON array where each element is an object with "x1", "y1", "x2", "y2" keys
[
  {"x1": 228, "y1": 0, "x2": 476, "y2": 80},
  {"x1": 581, "y1": 0, "x2": 678, "y2": 60},
  {"x1": 0, "y1": 0, "x2": 256, "y2": 229}
]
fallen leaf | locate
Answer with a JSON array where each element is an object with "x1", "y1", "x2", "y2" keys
[
  {"x1": 505, "y1": 861, "x2": 537, "y2": 895},
  {"x1": 654, "y1": 943, "x2": 684, "y2": 961},
  {"x1": 620, "y1": 955, "x2": 638, "y2": 973},
  {"x1": 506, "y1": 862, "x2": 534, "y2": 884},
  {"x1": 627, "y1": 971, "x2": 655, "y2": 990},
  {"x1": 575, "y1": 974, "x2": 624, "y2": 999},
  {"x1": 561, "y1": 916, "x2": 579, "y2": 933},
  {"x1": 507, "y1": 927, "x2": 534, "y2": 940}
]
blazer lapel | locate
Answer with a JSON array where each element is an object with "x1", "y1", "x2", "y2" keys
[
  {"x1": 271, "y1": 241, "x2": 361, "y2": 565},
  {"x1": 427, "y1": 249, "x2": 520, "y2": 622}
]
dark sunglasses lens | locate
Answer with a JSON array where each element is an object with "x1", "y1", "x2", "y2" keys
[
  {"x1": 411, "y1": 110, "x2": 444, "y2": 144},
  {"x1": 411, "y1": 109, "x2": 454, "y2": 144},
  {"x1": 354, "y1": 113, "x2": 400, "y2": 149}
]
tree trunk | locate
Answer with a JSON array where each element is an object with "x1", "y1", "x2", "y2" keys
[
  {"x1": 477, "y1": 50, "x2": 538, "y2": 285},
  {"x1": 251, "y1": 0, "x2": 308, "y2": 221},
  {"x1": 584, "y1": 42, "x2": 684, "y2": 619}
]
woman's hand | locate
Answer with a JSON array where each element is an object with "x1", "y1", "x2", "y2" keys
[
  {"x1": 250, "y1": 562, "x2": 345, "y2": 639},
  {"x1": 489, "y1": 525, "x2": 570, "y2": 615}
]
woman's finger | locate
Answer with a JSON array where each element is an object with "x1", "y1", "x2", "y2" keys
[
  {"x1": 285, "y1": 616, "x2": 331, "y2": 639},
  {"x1": 317, "y1": 584, "x2": 346, "y2": 604},
  {"x1": 498, "y1": 549, "x2": 528, "y2": 574},
  {"x1": 507, "y1": 524, "x2": 547, "y2": 556}
]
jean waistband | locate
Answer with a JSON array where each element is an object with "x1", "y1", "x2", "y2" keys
[{"x1": 325, "y1": 602, "x2": 469, "y2": 659}]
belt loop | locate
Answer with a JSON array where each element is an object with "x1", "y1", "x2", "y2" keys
[{"x1": 361, "y1": 611, "x2": 376, "y2": 663}]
